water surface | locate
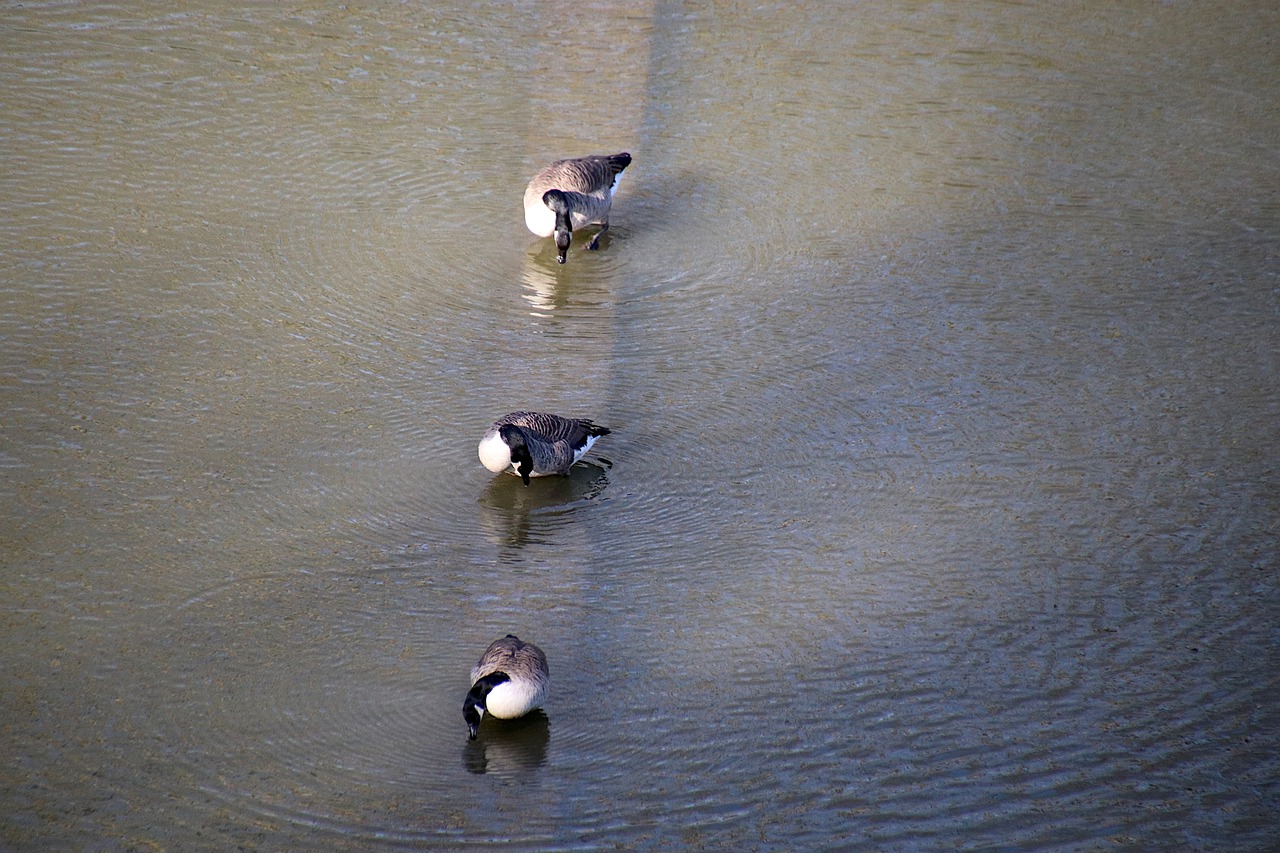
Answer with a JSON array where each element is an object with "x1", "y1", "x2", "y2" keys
[{"x1": 2, "y1": 1, "x2": 1277, "y2": 850}]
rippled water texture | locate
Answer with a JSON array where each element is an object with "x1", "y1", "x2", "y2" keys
[{"x1": 2, "y1": 1, "x2": 1277, "y2": 850}]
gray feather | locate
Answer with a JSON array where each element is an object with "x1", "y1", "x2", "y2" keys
[{"x1": 471, "y1": 634, "x2": 550, "y2": 687}]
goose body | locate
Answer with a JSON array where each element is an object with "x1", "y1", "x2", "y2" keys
[
  {"x1": 478, "y1": 411, "x2": 611, "y2": 485},
  {"x1": 463, "y1": 634, "x2": 550, "y2": 739},
  {"x1": 524, "y1": 152, "x2": 631, "y2": 263}
]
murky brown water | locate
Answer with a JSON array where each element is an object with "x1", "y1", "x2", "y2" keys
[{"x1": 3, "y1": 1, "x2": 1277, "y2": 850}]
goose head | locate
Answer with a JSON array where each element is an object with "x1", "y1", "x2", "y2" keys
[
  {"x1": 542, "y1": 189, "x2": 573, "y2": 263},
  {"x1": 498, "y1": 424, "x2": 534, "y2": 485},
  {"x1": 463, "y1": 671, "x2": 511, "y2": 739}
]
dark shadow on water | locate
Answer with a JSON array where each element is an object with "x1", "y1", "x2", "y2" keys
[
  {"x1": 620, "y1": 169, "x2": 714, "y2": 230},
  {"x1": 461, "y1": 710, "x2": 550, "y2": 776}
]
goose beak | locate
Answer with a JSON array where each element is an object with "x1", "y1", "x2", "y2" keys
[
  {"x1": 464, "y1": 695, "x2": 486, "y2": 739},
  {"x1": 554, "y1": 227, "x2": 571, "y2": 264}
]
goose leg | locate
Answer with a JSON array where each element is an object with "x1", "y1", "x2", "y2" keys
[{"x1": 586, "y1": 220, "x2": 609, "y2": 251}]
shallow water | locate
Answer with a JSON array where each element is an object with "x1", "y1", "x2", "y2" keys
[{"x1": 2, "y1": 1, "x2": 1277, "y2": 850}]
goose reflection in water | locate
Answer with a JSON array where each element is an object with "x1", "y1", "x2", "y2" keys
[
  {"x1": 476, "y1": 460, "x2": 610, "y2": 551},
  {"x1": 461, "y1": 710, "x2": 550, "y2": 776},
  {"x1": 519, "y1": 253, "x2": 560, "y2": 317},
  {"x1": 518, "y1": 239, "x2": 623, "y2": 320}
]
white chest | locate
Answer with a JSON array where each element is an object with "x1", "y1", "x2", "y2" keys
[
  {"x1": 477, "y1": 432, "x2": 514, "y2": 474},
  {"x1": 485, "y1": 679, "x2": 545, "y2": 719},
  {"x1": 524, "y1": 199, "x2": 556, "y2": 237}
]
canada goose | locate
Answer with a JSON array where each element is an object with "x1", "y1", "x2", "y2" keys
[
  {"x1": 478, "y1": 411, "x2": 611, "y2": 486},
  {"x1": 463, "y1": 634, "x2": 550, "y2": 739},
  {"x1": 524, "y1": 152, "x2": 631, "y2": 263}
]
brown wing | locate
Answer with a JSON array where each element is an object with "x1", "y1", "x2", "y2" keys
[
  {"x1": 471, "y1": 634, "x2": 549, "y2": 684},
  {"x1": 497, "y1": 411, "x2": 611, "y2": 448},
  {"x1": 529, "y1": 152, "x2": 631, "y2": 196}
]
